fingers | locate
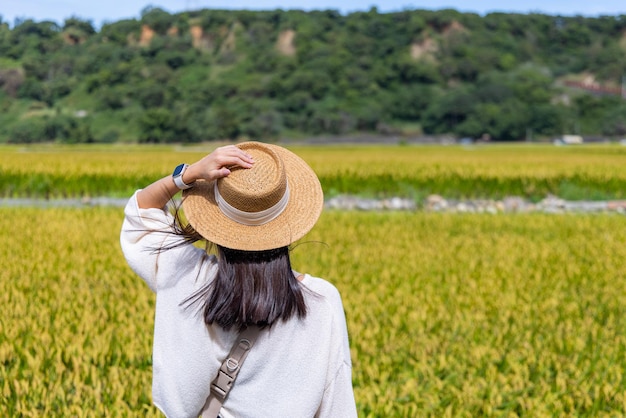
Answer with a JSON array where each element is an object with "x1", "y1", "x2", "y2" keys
[
  {"x1": 214, "y1": 145, "x2": 254, "y2": 170},
  {"x1": 191, "y1": 145, "x2": 255, "y2": 181}
]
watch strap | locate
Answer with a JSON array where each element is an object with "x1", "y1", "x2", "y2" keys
[{"x1": 173, "y1": 163, "x2": 194, "y2": 190}]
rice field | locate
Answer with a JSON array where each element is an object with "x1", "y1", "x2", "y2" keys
[
  {"x1": 1, "y1": 143, "x2": 626, "y2": 200},
  {"x1": 1, "y1": 143, "x2": 626, "y2": 417}
]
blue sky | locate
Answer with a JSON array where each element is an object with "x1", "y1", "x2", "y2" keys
[{"x1": 2, "y1": 0, "x2": 626, "y2": 28}]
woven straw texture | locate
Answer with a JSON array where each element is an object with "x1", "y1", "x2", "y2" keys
[{"x1": 182, "y1": 142, "x2": 323, "y2": 251}]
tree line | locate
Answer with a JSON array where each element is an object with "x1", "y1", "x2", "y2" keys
[{"x1": 1, "y1": 7, "x2": 626, "y2": 143}]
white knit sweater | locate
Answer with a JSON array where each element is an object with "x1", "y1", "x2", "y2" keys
[{"x1": 120, "y1": 192, "x2": 357, "y2": 418}]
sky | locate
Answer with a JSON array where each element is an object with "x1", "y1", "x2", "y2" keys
[{"x1": 2, "y1": 0, "x2": 626, "y2": 28}]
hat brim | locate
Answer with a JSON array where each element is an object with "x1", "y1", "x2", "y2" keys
[{"x1": 182, "y1": 143, "x2": 324, "y2": 251}]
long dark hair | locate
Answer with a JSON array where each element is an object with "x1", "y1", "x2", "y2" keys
[
  {"x1": 186, "y1": 246, "x2": 307, "y2": 331},
  {"x1": 147, "y1": 201, "x2": 308, "y2": 331}
]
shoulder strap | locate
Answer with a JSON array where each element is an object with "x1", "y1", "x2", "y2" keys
[{"x1": 200, "y1": 326, "x2": 261, "y2": 418}]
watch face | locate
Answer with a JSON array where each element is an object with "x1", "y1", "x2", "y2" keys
[{"x1": 173, "y1": 164, "x2": 185, "y2": 176}]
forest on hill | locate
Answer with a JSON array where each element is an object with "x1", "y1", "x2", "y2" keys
[{"x1": 1, "y1": 6, "x2": 626, "y2": 143}]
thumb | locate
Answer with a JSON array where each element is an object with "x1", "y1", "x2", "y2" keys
[{"x1": 217, "y1": 167, "x2": 231, "y2": 178}]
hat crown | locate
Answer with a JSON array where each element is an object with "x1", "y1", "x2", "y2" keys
[{"x1": 217, "y1": 142, "x2": 287, "y2": 213}]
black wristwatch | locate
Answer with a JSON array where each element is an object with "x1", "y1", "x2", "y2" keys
[{"x1": 172, "y1": 163, "x2": 194, "y2": 190}]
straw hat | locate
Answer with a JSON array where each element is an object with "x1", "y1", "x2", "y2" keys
[{"x1": 182, "y1": 142, "x2": 324, "y2": 251}]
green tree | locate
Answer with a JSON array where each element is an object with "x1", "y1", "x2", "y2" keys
[
  {"x1": 141, "y1": 7, "x2": 174, "y2": 35},
  {"x1": 138, "y1": 107, "x2": 179, "y2": 143},
  {"x1": 8, "y1": 118, "x2": 48, "y2": 143}
]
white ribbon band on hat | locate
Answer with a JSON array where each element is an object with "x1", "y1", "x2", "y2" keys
[{"x1": 214, "y1": 182, "x2": 290, "y2": 226}]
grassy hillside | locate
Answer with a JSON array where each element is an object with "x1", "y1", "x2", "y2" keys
[{"x1": 1, "y1": 9, "x2": 626, "y2": 143}]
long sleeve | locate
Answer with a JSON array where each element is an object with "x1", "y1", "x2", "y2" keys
[
  {"x1": 313, "y1": 280, "x2": 358, "y2": 418},
  {"x1": 317, "y1": 361, "x2": 357, "y2": 418},
  {"x1": 119, "y1": 191, "x2": 211, "y2": 292}
]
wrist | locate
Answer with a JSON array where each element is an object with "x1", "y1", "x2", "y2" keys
[
  {"x1": 182, "y1": 163, "x2": 197, "y2": 185},
  {"x1": 183, "y1": 162, "x2": 202, "y2": 184}
]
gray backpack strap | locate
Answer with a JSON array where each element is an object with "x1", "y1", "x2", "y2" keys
[{"x1": 200, "y1": 326, "x2": 261, "y2": 418}]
